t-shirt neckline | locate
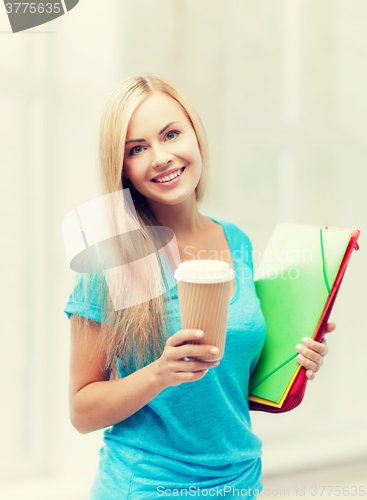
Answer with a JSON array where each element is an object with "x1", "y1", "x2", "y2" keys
[{"x1": 204, "y1": 215, "x2": 239, "y2": 305}]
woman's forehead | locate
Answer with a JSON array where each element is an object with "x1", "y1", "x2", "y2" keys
[{"x1": 127, "y1": 92, "x2": 188, "y2": 133}]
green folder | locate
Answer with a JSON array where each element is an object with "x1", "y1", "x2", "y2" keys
[{"x1": 249, "y1": 223, "x2": 357, "y2": 406}]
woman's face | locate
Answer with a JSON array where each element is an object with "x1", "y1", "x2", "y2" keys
[{"x1": 122, "y1": 92, "x2": 202, "y2": 207}]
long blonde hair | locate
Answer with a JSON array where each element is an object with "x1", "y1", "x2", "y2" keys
[{"x1": 74, "y1": 73, "x2": 209, "y2": 378}]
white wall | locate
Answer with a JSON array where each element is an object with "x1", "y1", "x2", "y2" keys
[{"x1": 0, "y1": 0, "x2": 366, "y2": 498}]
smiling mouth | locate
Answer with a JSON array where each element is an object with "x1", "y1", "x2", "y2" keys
[{"x1": 151, "y1": 167, "x2": 185, "y2": 183}]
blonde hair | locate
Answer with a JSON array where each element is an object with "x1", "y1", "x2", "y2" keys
[{"x1": 74, "y1": 73, "x2": 209, "y2": 378}]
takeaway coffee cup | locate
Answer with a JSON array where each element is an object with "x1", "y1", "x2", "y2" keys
[{"x1": 174, "y1": 260, "x2": 235, "y2": 361}]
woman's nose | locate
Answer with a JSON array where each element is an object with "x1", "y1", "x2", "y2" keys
[{"x1": 150, "y1": 144, "x2": 174, "y2": 168}]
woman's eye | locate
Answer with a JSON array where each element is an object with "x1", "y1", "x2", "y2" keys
[
  {"x1": 129, "y1": 145, "x2": 144, "y2": 156},
  {"x1": 165, "y1": 130, "x2": 180, "y2": 141}
]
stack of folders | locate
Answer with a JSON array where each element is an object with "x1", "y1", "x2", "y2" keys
[{"x1": 249, "y1": 224, "x2": 360, "y2": 413}]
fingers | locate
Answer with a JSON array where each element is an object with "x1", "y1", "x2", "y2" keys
[
  {"x1": 301, "y1": 337, "x2": 328, "y2": 356},
  {"x1": 295, "y1": 337, "x2": 328, "y2": 377},
  {"x1": 325, "y1": 322, "x2": 336, "y2": 334},
  {"x1": 177, "y1": 358, "x2": 220, "y2": 373},
  {"x1": 170, "y1": 357, "x2": 220, "y2": 384},
  {"x1": 158, "y1": 329, "x2": 221, "y2": 387},
  {"x1": 167, "y1": 329, "x2": 220, "y2": 361},
  {"x1": 296, "y1": 350, "x2": 323, "y2": 374},
  {"x1": 178, "y1": 343, "x2": 220, "y2": 361},
  {"x1": 306, "y1": 369, "x2": 316, "y2": 381},
  {"x1": 295, "y1": 323, "x2": 335, "y2": 381},
  {"x1": 174, "y1": 369, "x2": 210, "y2": 383},
  {"x1": 321, "y1": 337, "x2": 328, "y2": 354},
  {"x1": 167, "y1": 329, "x2": 205, "y2": 348}
]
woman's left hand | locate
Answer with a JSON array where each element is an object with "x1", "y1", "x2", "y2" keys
[{"x1": 295, "y1": 322, "x2": 336, "y2": 380}]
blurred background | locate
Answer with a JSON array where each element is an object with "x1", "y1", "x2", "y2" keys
[{"x1": 1, "y1": 1, "x2": 366, "y2": 498}]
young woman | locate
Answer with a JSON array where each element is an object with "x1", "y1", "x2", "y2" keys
[{"x1": 64, "y1": 74, "x2": 335, "y2": 499}]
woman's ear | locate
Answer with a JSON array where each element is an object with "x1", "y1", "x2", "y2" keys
[{"x1": 121, "y1": 168, "x2": 129, "y2": 180}]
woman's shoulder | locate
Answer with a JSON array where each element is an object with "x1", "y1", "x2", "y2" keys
[{"x1": 205, "y1": 215, "x2": 253, "y2": 246}]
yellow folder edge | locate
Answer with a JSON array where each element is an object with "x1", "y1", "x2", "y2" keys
[
  {"x1": 248, "y1": 288, "x2": 329, "y2": 408},
  {"x1": 249, "y1": 324, "x2": 320, "y2": 408},
  {"x1": 249, "y1": 363, "x2": 302, "y2": 408}
]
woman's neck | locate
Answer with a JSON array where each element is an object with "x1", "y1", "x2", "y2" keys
[{"x1": 147, "y1": 195, "x2": 206, "y2": 241}]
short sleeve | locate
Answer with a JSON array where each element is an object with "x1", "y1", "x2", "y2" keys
[{"x1": 63, "y1": 272, "x2": 107, "y2": 323}]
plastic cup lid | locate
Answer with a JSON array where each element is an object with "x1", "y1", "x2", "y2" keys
[{"x1": 174, "y1": 259, "x2": 235, "y2": 284}]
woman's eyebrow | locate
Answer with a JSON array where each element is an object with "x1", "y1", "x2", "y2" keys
[{"x1": 125, "y1": 121, "x2": 181, "y2": 145}]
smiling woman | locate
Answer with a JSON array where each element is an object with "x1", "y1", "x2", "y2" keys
[{"x1": 63, "y1": 73, "x2": 332, "y2": 500}]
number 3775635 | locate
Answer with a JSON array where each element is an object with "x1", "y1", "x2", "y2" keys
[{"x1": 5, "y1": 3, "x2": 62, "y2": 14}]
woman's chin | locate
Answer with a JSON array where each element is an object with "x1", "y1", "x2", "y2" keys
[{"x1": 147, "y1": 188, "x2": 197, "y2": 208}]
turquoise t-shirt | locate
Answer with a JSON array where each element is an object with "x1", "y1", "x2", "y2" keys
[{"x1": 64, "y1": 217, "x2": 266, "y2": 500}]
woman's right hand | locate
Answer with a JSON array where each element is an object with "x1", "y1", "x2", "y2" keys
[{"x1": 155, "y1": 329, "x2": 220, "y2": 388}]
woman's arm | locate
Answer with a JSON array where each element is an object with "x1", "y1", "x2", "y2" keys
[
  {"x1": 69, "y1": 315, "x2": 220, "y2": 434},
  {"x1": 69, "y1": 314, "x2": 168, "y2": 434}
]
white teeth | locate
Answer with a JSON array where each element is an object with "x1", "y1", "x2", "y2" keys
[{"x1": 156, "y1": 168, "x2": 182, "y2": 183}]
